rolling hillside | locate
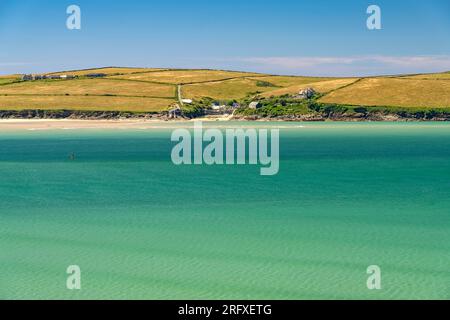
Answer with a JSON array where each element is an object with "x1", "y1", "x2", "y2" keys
[
  {"x1": 319, "y1": 78, "x2": 450, "y2": 109},
  {"x1": 0, "y1": 67, "x2": 449, "y2": 117},
  {"x1": 0, "y1": 74, "x2": 21, "y2": 86}
]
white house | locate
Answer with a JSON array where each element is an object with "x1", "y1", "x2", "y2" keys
[
  {"x1": 297, "y1": 87, "x2": 316, "y2": 99},
  {"x1": 249, "y1": 101, "x2": 262, "y2": 109},
  {"x1": 59, "y1": 75, "x2": 76, "y2": 80},
  {"x1": 211, "y1": 104, "x2": 226, "y2": 110}
]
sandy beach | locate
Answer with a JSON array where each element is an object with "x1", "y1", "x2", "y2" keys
[
  {"x1": 0, "y1": 118, "x2": 313, "y2": 132},
  {"x1": 0, "y1": 119, "x2": 195, "y2": 131}
]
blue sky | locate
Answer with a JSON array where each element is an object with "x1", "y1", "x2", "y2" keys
[{"x1": 0, "y1": 0, "x2": 449, "y2": 76}]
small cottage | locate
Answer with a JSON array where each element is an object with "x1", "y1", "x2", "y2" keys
[
  {"x1": 249, "y1": 101, "x2": 262, "y2": 109},
  {"x1": 168, "y1": 106, "x2": 182, "y2": 119},
  {"x1": 297, "y1": 87, "x2": 316, "y2": 99}
]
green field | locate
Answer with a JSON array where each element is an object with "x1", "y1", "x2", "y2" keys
[
  {"x1": 0, "y1": 78, "x2": 176, "y2": 98},
  {"x1": 259, "y1": 78, "x2": 360, "y2": 98},
  {"x1": 320, "y1": 78, "x2": 450, "y2": 108},
  {"x1": 248, "y1": 75, "x2": 335, "y2": 87},
  {"x1": 0, "y1": 95, "x2": 174, "y2": 112},
  {"x1": 397, "y1": 72, "x2": 450, "y2": 80},
  {"x1": 0, "y1": 67, "x2": 449, "y2": 113},
  {"x1": 0, "y1": 75, "x2": 21, "y2": 86},
  {"x1": 183, "y1": 78, "x2": 277, "y2": 100},
  {"x1": 47, "y1": 67, "x2": 167, "y2": 76},
  {"x1": 0, "y1": 79, "x2": 18, "y2": 86},
  {"x1": 111, "y1": 69, "x2": 263, "y2": 84}
]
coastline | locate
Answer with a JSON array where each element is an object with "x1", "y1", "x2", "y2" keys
[
  {"x1": 0, "y1": 119, "x2": 190, "y2": 131},
  {"x1": 1, "y1": 117, "x2": 449, "y2": 132},
  {"x1": 1, "y1": 109, "x2": 449, "y2": 123},
  {"x1": 0, "y1": 107, "x2": 449, "y2": 131}
]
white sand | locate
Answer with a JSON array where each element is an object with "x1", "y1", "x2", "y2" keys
[{"x1": 0, "y1": 118, "x2": 237, "y2": 131}]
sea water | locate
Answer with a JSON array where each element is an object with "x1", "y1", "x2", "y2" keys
[{"x1": 0, "y1": 122, "x2": 449, "y2": 299}]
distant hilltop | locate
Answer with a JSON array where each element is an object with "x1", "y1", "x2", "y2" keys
[{"x1": 0, "y1": 67, "x2": 449, "y2": 121}]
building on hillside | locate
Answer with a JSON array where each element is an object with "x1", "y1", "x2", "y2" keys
[
  {"x1": 211, "y1": 102, "x2": 226, "y2": 111},
  {"x1": 21, "y1": 74, "x2": 75, "y2": 81},
  {"x1": 168, "y1": 105, "x2": 182, "y2": 119},
  {"x1": 181, "y1": 99, "x2": 193, "y2": 104},
  {"x1": 59, "y1": 75, "x2": 76, "y2": 80},
  {"x1": 249, "y1": 101, "x2": 262, "y2": 109},
  {"x1": 47, "y1": 75, "x2": 62, "y2": 80},
  {"x1": 296, "y1": 87, "x2": 316, "y2": 99}
]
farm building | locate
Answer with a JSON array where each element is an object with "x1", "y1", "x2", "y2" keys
[{"x1": 21, "y1": 74, "x2": 77, "y2": 81}]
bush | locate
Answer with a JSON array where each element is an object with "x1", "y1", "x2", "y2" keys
[{"x1": 256, "y1": 81, "x2": 276, "y2": 87}]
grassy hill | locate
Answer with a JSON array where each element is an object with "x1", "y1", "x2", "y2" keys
[
  {"x1": 0, "y1": 67, "x2": 449, "y2": 118},
  {"x1": 0, "y1": 78, "x2": 176, "y2": 98},
  {"x1": 259, "y1": 78, "x2": 360, "y2": 98},
  {"x1": 0, "y1": 75, "x2": 21, "y2": 86},
  {"x1": 319, "y1": 78, "x2": 450, "y2": 109},
  {"x1": 111, "y1": 69, "x2": 264, "y2": 84},
  {"x1": 47, "y1": 67, "x2": 168, "y2": 76},
  {"x1": 395, "y1": 72, "x2": 450, "y2": 80}
]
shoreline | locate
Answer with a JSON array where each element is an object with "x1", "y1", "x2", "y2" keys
[
  {"x1": 0, "y1": 118, "x2": 449, "y2": 131},
  {"x1": 1, "y1": 109, "x2": 449, "y2": 123},
  {"x1": 0, "y1": 109, "x2": 449, "y2": 131},
  {"x1": 0, "y1": 119, "x2": 189, "y2": 131}
]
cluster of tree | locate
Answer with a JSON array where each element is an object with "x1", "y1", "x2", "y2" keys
[{"x1": 255, "y1": 81, "x2": 277, "y2": 88}]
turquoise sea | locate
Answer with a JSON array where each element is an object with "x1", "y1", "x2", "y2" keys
[{"x1": 0, "y1": 122, "x2": 449, "y2": 300}]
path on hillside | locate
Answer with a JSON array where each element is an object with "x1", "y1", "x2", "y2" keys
[
  {"x1": 177, "y1": 85, "x2": 183, "y2": 106},
  {"x1": 320, "y1": 78, "x2": 363, "y2": 97}
]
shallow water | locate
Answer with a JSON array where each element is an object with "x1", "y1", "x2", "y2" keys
[{"x1": 0, "y1": 122, "x2": 449, "y2": 299}]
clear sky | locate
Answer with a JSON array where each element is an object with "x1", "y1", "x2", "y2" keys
[{"x1": 1, "y1": 0, "x2": 449, "y2": 76}]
